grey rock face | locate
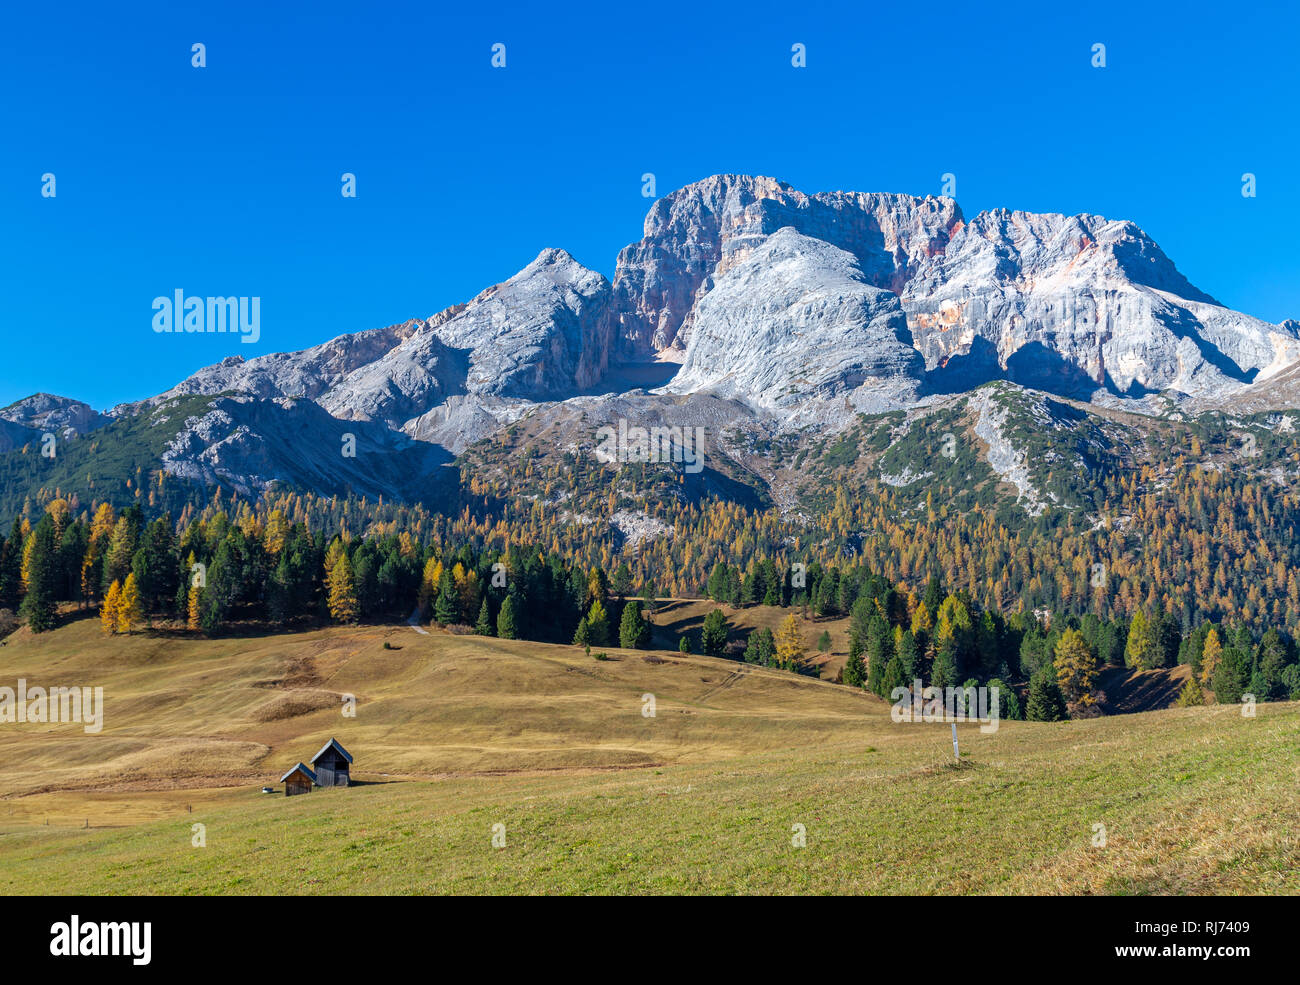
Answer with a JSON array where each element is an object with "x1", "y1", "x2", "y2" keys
[
  {"x1": 0, "y1": 392, "x2": 109, "y2": 438},
  {"x1": 900, "y1": 210, "x2": 1300, "y2": 398},
  {"x1": 133, "y1": 249, "x2": 617, "y2": 484},
  {"x1": 149, "y1": 321, "x2": 427, "y2": 406},
  {"x1": 967, "y1": 386, "x2": 1047, "y2": 515},
  {"x1": 149, "y1": 248, "x2": 611, "y2": 432},
  {"x1": 320, "y1": 247, "x2": 611, "y2": 430},
  {"x1": 158, "y1": 395, "x2": 450, "y2": 500},
  {"x1": 70, "y1": 173, "x2": 1300, "y2": 507},
  {"x1": 422, "y1": 247, "x2": 611, "y2": 401},
  {"x1": 610, "y1": 174, "x2": 962, "y2": 357},
  {"x1": 665, "y1": 228, "x2": 923, "y2": 410},
  {"x1": 316, "y1": 327, "x2": 465, "y2": 426},
  {"x1": 136, "y1": 174, "x2": 1300, "y2": 440}
]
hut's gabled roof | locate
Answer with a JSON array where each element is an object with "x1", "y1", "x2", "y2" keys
[
  {"x1": 310, "y1": 737, "x2": 353, "y2": 765},
  {"x1": 280, "y1": 762, "x2": 317, "y2": 783}
]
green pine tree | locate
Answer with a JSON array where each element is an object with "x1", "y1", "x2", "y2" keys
[
  {"x1": 618, "y1": 600, "x2": 650, "y2": 649},
  {"x1": 881, "y1": 655, "x2": 906, "y2": 697},
  {"x1": 842, "y1": 649, "x2": 866, "y2": 688},
  {"x1": 19, "y1": 515, "x2": 58, "y2": 633},
  {"x1": 930, "y1": 639, "x2": 959, "y2": 691},
  {"x1": 706, "y1": 563, "x2": 729, "y2": 602},
  {"x1": 896, "y1": 629, "x2": 920, "y2": 682},
  {"x1": 1026, "y1": 668, "x2": 1067, "y2": 721},
  {"x1": 434, "y1": 569, "x2": 459, "y2": 625},
  {"x1": 496, "y1": 594, "x2": 520, "y2": 640},
  {"x1": 743, "y1": 626, "x2": 774, "y2": 665},
  {"x1": 701, "y1": 609, "x2": 728, "y2": 656},
  {"x1": 1211, "y1": 647, "x2": 1250, "y2": 704},
  {"x1": 988, "y1": 678, "x2": 1022, "y2": 720},
  {"x1": 474, "y1": 598, "x2": 494, "y2": 636},
  {"x1": 611, "y1": 562, "x2": 633, "y2": 599},
  {"x1": 0, "y1": 519, "x2": 25, "y2": 610}
]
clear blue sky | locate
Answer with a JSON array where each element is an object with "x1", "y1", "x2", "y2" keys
[{"x1": 2, "y1": 0, "x2": 1297, "y2": 410}]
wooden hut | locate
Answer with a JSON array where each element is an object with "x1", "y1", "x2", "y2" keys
[
  {"x1": 310, "y1": 738, "x2": 353, "y2": 787},
  {"x1": 280, "y1": 762, "x2": 316, "y2": 797}
]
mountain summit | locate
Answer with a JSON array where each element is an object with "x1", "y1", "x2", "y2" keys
[{"x1": 7, "y1": 174, "x2": 1300, "y2": 507}]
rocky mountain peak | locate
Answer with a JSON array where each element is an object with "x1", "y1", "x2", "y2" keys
[
  {"x1": 73, "y1": 174, "x2": 1300, "y2": 505},
  {"x1": 0, "y1": 392, "x2": 109, "y2": 438},
  {"x1": 611, "y1": 174, "x2": 963, "y2": 357},
  {"x1": 901, "y1": 207, "x2": 1298, "y2": 399}
]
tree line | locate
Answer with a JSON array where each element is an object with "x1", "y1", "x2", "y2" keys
[
  {"x1": 0, "y1": 498, "x2": 655, "y2": 651},
  {"x1": 4, "y1": 497, "x2": 1297, "y2": 722}
]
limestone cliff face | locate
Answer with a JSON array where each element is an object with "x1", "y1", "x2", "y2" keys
[
  {"x1": 424, "y1": 248, "x2": 612, "y2": 401},
  {"x1": 156, "y1": 394, "x2": 448, "y2": 500},
  {"x1": 665, "y1": 228, "x2": 923, "y2": 410},
  {"x1": 614, "y1": 177, "x2": 1300, "y2": 402},
  {"x1": 68, "y1": 173, "x2": 1300, "y2": 502},
  {"x1": 148, "y1": 248, "x2": 612, "y2": 431},
  {"x1": 0, "y1": 392, "x2": 108, "y2": 438},
  {"x1": 153, "y1": 321, "x2": 428, "y2": 406},
  {"x1": 142, "y1": 174, "x2": 1300, "y2": 428},
  {"x1": 609, "y1": 174, "x2": 963, "y2": 357},
  {"x1": 317, "y1": 247, "x2": 612, "y2": 426},
  {"x1": 900, "y1": 210, "x2": 1300, "y2": 398}
]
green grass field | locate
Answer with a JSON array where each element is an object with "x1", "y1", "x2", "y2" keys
[{"x1": 0, "y1": 610, "x2": 1295, "y2": 894}]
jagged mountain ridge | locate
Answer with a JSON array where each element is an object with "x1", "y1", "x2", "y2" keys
[
  {"x1": 610, "y1": 174, "x2": 963, "y2": 356},
  {"x1": 131, "y1": 173, "x2": 1300, "y2": 429},
  {"x1": 9, "y1": 173, "x2": 1300, "y2": 511},
  {"x1": 902, "y1": 209, "x2": 1300, "y2": 400},
  {"x1": 0, "y1": 393, "x2": 109, "y2": 440}
]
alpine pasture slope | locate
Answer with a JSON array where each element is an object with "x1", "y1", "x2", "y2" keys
[{"x1": 0, "y1": 612, "x2": 1295, "y2": 895}]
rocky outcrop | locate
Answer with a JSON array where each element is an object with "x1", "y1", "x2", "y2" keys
[
  {"x1": 319, "y1": 247, "x2": 612, "y2": 432},
  {"x1": 158, "y1": 395, "x2": 450, "y2": 500},
  {"x1": 967, "y1": 386, "x2": 1048, "y2": 515},
  {"x1": 0, "y1": 393, "x2": 109, "y2": 438},
  {"x1": 130, "y1": 175, "x2": 1300, "y2": 436},
  {"x1": 145, "y1": 249, "x2": 613, "y2": 432},
  {"x1": 148, "y1": 321, "x2": 428, "y2": 406},
  {"x1": 610, "y1": 174, "x2": 962, "y2": 357},
  {"x1": 614, "y1": 178, "x2": 1300, "y2": 404},
  {"x1": 40, "y1": 173, "x2": 1300, "y2": 509},
  {"x1": 421, "y1": 247, "x2": 612, "y2": 401},
  {"x1": 665, "y1": 228, "x2": 923, "y2": 410},
  {"x1": 901, "y1": 210, "x2": 1300, "y2": 399}
]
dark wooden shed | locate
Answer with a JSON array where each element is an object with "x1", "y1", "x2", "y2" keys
[
  {"x1": 280, "y1": 762, "x2": 316, "y2": 797},
  {"x1": 310, "y1": 738, "x2": 353, "y2": 787}
]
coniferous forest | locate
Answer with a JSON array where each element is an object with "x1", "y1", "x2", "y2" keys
[{"x1": 5, "y1": 474, "x2": 1297, "y2": 721}]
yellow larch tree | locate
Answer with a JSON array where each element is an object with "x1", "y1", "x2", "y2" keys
[
  {"x1": 116, "y1": 573, "x2": 142, "y2": 634},
  {"x1": 101, "y1": 580, "x2": 122, "y2": 635},
  {"x1": 327, "y1": 557, "x2": 359, "y2": 623},
  {"x1": 775, "y1": 613, "x2": 804, "y2": 668}
]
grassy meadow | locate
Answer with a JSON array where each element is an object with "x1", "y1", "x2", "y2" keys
[{"x1": 0, "y1": 608, "x2": 1295, "y2": 894}]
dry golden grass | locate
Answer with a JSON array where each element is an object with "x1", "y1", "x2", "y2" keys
[
  {"x1": 0, "y1": 611, "x2": 1294, "y2": 894},
  {"x1": 0, "y1": 609, "x2": 871, "y2": 825},
  {"x1": 650, "y1": 599, "x2": 851, "y2": 677}
]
